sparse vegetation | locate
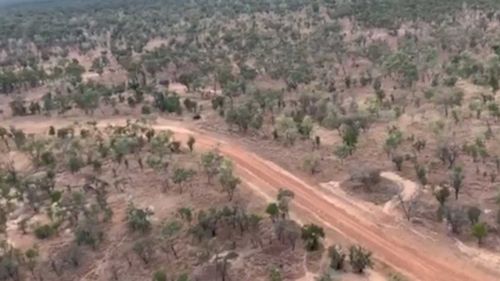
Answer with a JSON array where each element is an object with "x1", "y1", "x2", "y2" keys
[{"x1": 1, "y1": 0, "x2": 500, "y2": 280}]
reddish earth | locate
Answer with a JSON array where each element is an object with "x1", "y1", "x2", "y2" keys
[{"x1": 7, "y1": 116, "x2": 500, "y2": 281}]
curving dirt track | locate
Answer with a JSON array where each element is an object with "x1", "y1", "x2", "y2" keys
[
  {"x1": 7, "y1": 117, "x2": 500, "y2": 281},
  {"x1": 211, "y1": 141, "x2": 498, "y2": 281}
]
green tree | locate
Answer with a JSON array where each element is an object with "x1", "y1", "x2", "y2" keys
[
  {"x1": 335, "y1": 144, "x2": 354, "y2": 161},
  {"x1": 34, "y1": 224, "x2": 55, "y2": 239},
  {"x1": 447, "y1": 207, "x2": 468, "y2": 234},
  {"x1": 435, "y1": 187, "x2": 450, "y2": 207},
  {"x1": 277, "y1": 189, "x2": 295, "y2": 218},
  {"x1": 10, "y1": 127, "x2": 26, "y2": 149},
  {"x1": 133, "y1": 238, "x2": 154, "y2": 264},
  {"x1": 0, "y1": 127, "x2": 9, "y2": 149},
  {"x1": 216, "y1": 64, "x2": 234, "y2": 90},
  {"x1": 74, "y1": 89, "x2": 100, "y2": 115},
  {"x1": 384, "y1": 127, "x2": 403, "y2": 156},
  {"x1": 10, "y1": 98, "x2": 27, "y2": 116},
  {"x1": 68, "y1": 152, "x2": 84, "y2": 173},
  {"x1": 450, "y1": 166, "x2": 464, "y2": 200},
  {"x1": 178, "y1": 72, "x2": 196, "y2": 91},
  {"x1": 187, "y1": 136, "x2": 196, "y2": 152},
  {"x1": 436, "y1": 90, "x2": 464, "y2": 117},
  {"x1": 172, "y1": 168, "x2": 196, "y2": 193},
  {"x1": 303, "y1": 153, "x2": 320, "y2": 174},
  {"x1": 265, "y1": 203, "x2": 280, "y2": 222},
  {"x1": 91, "y1": 57, "x2": 105, "y2": 75},
  {"x1": 111, "y1": 135, "x2": 139, "y2": 166},
  {"x1": 152, "y1": 270, "x2": 167, "y2": 281},
  {"x1": 161, "y1": 220, "x2": 182, "y2": 259},
  {"x1": 25, "y1": 247, "x2": 39, "y2": 276},
  {"x1": 391, "y1": 154, "x2": 404, "y2": 171},
  {"x1": 383, "y1": 51, "x2": 418, "y2": 89},
  {"x1": 218, "y1": 159, "x2": 241, "y2": 201},
  {"x1": 467, "y1": 206, "x2": 481, "y2": 225},
  {"x1": 415, "y1": 164, "x2": 427, "y2": 186},
  {"x1": 48, "y1": 126, "x2": 55, "y2": 136},
  {"x1": 225, "y1": 104, "x2": 252, "y2": 132},
  {"x1": 471, "y1": 222, "x2": 488, "y2": 245},
  {"x1": 151, "y1": 131, "x2": 172, "y2": 159},
  {"x1": 328, "y1": 244, "x2": 346, "y2": 270},
  {"x1": 75, "y1": 218, "x2": 104, "y2": 248},
  {"x1": 177, "y1": 273, "x2": 190, "y2": 281},
  {"x1": 201, "y1": 150, "x2": 222, "y2": 184},
  {"x1": 469, "y1": 99, "x2": 484, "y2": 119},
  {"x1": 489, "y1": 71, "x2": 499, "y2": 94},
  {"x1": 341, "y1": 123, "x2": 360, "y2": 150},
  {"x1": 269, "y1": 267, "x2": 282, "y2": 281},
  {"x1": 276, "y1": 116, "x2": 299, "y2": 146},
  {"x1": 24, "y1": 138, "x2": 49, "y2": 167},
  {"x1": 299, "y1": 116, "x2": 314, "y2": 138},
  {"x1": 65, "y1": 61, "x2": 85, "y2": 84},
  {"x1": 178, "y1": 207, "x2": 193, "y2": 224},
  {"x1": 126, "y1": 203, "x2": 152, "y2": 233},
  {"x1": 373, "y1": 78, "x2": 385, "y2": 102},
  {"x1": 301, "y1": 224, "x2": 325, "y2": 251},
  {"x1": 153, "y1": 92, "x2": 181, "y2": 114},
  {"x1": 349, "y1": 245, "x2": 373, "y2": 274}
]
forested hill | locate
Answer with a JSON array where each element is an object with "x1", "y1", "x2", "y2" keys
[
  {"x1": 1, "y1": 0, "x2": 500, "y2": 15},
  {"x1": 0, "y1": 0, "x2": 99, "y2": 10},
  {"x1": 0, "y1": 0, "x2": 58, "y2": 7}
]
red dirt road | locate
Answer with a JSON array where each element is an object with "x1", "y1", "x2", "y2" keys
[
  {"x1": 8, "y1": 117, "x2": 500, "y2": 281},
  {"x1": 155, "y1": 122, "x2": 500, "y2": 281}
]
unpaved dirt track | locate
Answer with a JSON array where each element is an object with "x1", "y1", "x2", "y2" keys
[
  {"x1": 217, "y1": 146, "x2": 497, "y2": 281},
  {"x1": 8, "y1": 117, "x2": 500, "y2": 281},
  {"x1": 382, "y1": 171, "x2": 419, "y2": 214}
]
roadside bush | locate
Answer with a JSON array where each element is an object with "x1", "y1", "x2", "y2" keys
[
  {"x1": 328, "y1": 244, "x2": 345, "y2": 270},
  {"x1": 301, "y1": 224, "x2": 325, "y2": 251},
  {"x1": 349, "y1": 245, "x2": 373, "y2": 274}
]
